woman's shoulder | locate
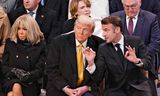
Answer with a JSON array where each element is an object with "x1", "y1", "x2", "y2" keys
[{"x1": 6, "y1": 38, "x2": 16, "y2": 45}]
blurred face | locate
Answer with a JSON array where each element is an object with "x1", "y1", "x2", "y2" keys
[
  {"x1": 23, "y1": 0, "x2": 40, "y2": 11},
  {"x1": 77, "y1": 1, "x2": 90, "y2": 16},
  {"x1": 17, "y1": 23, "x2": 27, "y2": 41},
  {"x1": 102, "y1": 23, "x2": 119, "y2": 43},
  {"x1": 122, "y1": 0, "x2": 141, "y2": 17},
  {"x1": 74, "y1": 22, "x2": 92, "y2": 43}
]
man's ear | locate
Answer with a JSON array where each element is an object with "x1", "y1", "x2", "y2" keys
[{"x1": 115, "y1": 27, "x2": 121, "y2": 33}]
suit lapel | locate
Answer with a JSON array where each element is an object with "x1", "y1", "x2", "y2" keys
[
  {"x1": 35, "y1": 5, "x2": 45, "y2": 27},
  {"x1": 67, "y1": 33, "x2": 78, "y2": 74},
  {"x1": 108, "y1": 43, "x2": 124, "y2": 70},
  {"x1": 121, "y1": 13, "x2": 129, "y2": 35},
  {"x1": 133, "y1": 10, "x2": 144, "y2": 36}
]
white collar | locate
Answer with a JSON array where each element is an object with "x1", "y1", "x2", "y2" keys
[
  {"x1": 76, "y1": 39, "x2": 88, "y2": 48},
  {"x1": 26, "y1": 5, "x2": 39, "y2": 14}
]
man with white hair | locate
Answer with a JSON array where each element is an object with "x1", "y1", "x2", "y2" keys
[{"x1": 46, "y1": 15, "x2": 104, "y2": 96}]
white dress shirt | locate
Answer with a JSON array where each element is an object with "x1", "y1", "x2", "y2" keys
[
  {"x1": 113, "y1": 34, "x2": 124, "y2": 54},
  {"x1": 26, "y1": 5, "x2": 39, "y2": 19}
]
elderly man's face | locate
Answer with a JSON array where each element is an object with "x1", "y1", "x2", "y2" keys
[
  {"x1": 123, "y1": 0, "x2": 141, "y2": 17},
  {"x1": 74, "y1": 22, "x2": 92, "y2": 43},
  {"x1": 23, "y1": 0, "x2": 40, "y2": 11}
]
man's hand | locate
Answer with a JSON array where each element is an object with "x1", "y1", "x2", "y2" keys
[
  {"x1": 83, "y1": 47, "x2": 95, "y2": 66},
  {"x1": 74, "y1": 86, "x2": 89, "y2": 96},
  {"x1": 63, "y1": 87, "x2": 77, "y2": 96},
  {"x1": 124, "y1": 45, "x2": 140, "y2": 64}
]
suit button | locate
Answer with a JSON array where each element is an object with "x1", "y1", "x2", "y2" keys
[
  {"x1": 26, "y1": 56, "x2": 29, "y2": 59},
  {"x1": 16, "y1": 55, "x2": 18, "y2": 58}
]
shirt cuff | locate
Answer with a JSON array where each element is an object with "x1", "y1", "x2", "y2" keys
[
  {"x1": 135, "y1": 59, "x2": 144, "y2": 67},
  {"x1": 62, "y1": 85, "x2": 70, "y2": 91},
  {"x1": 86, "y1": 64, "x2": 96, "y2": 74}
]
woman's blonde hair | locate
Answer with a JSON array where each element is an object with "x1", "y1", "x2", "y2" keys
[
  {"x1": 0, "y1": 6, "x2": 10, "y2": 45},
  {"x1": 70, "y1": 0, "x2": 91, "y2": 18},
  {"x1": 10, "y1": 14, "x2": 44, "y2": 45}
]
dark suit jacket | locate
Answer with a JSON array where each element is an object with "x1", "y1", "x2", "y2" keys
[
  {"x1": 46, "y1": 32, "x2": 104, "y2": 96},
  {"x1": 94, "y1": 36, "x2": 152, "y2": 96},
  {"x1": 8, "y1": 5, "x2": 59, "y2": 44},
  {"x1": 62, "y1": 18, "x2": 76, "y2": 34},
  {"x1": 45, "y1": 0, "x2": 69, "y2": 35},
  {"x1": 45, "y1": 0, "x2": 68, "y2": 23},
  {"x1": 110, "y1": 0, "x2": 160, "y2": 25}
]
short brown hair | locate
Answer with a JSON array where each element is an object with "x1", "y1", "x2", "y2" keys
[
  {"x1": 101, "y1": 16, "x2": 123, "y2": 32},
  {"x1": 70, "y1": 0, "x2": 91, "y2": 18}
]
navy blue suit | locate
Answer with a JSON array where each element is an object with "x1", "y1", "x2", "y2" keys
[{"x1": 110, "y1": 0, "x2": 160, "y2": 25}]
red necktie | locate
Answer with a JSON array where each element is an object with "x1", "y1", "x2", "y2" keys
[{"x1": 128, "y1": 18, "x2": 133, "y2": 35}]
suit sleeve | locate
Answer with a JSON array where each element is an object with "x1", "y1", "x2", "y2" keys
[
  {"x1": 136, "y1": 38, "x2": 152, "y2": 70},
  {"x1": 146, "y1": 16, "x2": 160, "y2": 56},
  {"x1": 91, "y1": 45, "x2": 107, "y2": 85}
]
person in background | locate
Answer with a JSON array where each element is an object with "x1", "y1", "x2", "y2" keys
[
  {"x1": 0, "y1": 0, "x2": 17, "y2": 13},
  {"x1": 62, "y1": 0, "x2": 105, "y2": 39},
  {"x1": 46, "y1": 15, "x2": 104, "y2": 96},
  {"x1": 0, "y1": 6, "x2": 10, "y2": 62},
  {"x1": 1, "y1": 14, "x2": 46, "y2": 96},
  {"x1": 8, "y1": 0, "x2": 58, "y2": 44},
  {"x1": 62, "y1": 0, "x2": 91, "y2": 34}
]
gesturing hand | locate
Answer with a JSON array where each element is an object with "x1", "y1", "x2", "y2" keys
[
  {"x1": 83, "y1": 47, "x2": 95, "y2": 66},
  {"x1": 124, "y1": 45, "x2": 139, "y2": 64}
]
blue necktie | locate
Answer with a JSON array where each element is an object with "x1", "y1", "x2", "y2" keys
[
  {"x1": 28, "y1": 11, "x2": 34, "y2": 17},
  {"x1": 41, "y1": 0, "x2": 45, "y2": 6}
]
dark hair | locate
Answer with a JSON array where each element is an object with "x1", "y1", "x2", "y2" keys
[{"x1": 101, "y1": 16, "x2": 123, "y2": 32}]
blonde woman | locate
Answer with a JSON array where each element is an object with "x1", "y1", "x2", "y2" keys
[
  {"x1": 0, "y1": 6, "x2": 10, "y2": 61},
  {"x1": 1, "y1": 14, "x2": 46, "y2": 96}
]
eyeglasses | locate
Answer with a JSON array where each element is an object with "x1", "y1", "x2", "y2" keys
[{"x1": 123, "y1": 3, "x2": 138, "y2": 10}]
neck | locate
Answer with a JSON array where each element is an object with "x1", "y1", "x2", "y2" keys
[{"x1": 113, "y1": 33, "x2": 122, "y2": 44}]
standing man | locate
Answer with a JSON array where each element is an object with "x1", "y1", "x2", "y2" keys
[
  {"x1": 85, "y1": 16, "x2": 153, "y2": 96},
  {"x1": 8, "y1": 0, "x2": 58, "y2": 44},
  {"x1": 46, "y1": 15, "x2": 104, "y2": 96},
  {"x1": 110, "y1": 0, "x2": 160, "y2": 24}
]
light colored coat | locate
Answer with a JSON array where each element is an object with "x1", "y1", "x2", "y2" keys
[{"x1": 0, "y1": 7, "x2": 10, "y2": 60}]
